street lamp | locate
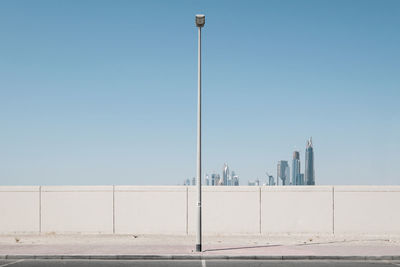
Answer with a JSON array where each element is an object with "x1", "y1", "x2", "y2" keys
[{"x1": 195, "y1": 14, "x2": 204, "y2": 253}]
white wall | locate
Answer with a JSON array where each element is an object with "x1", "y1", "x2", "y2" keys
[
  {"x1": 114, "y1": 186, "x2": 187, "y2": 234},
  {"x1": 0, "y1": 186, "x2": 40, "y2": 233},
  {"x1": 41, "y1": 186, "x2": 113, "y2": 233},
  {"x1": 334, "y1": 186, "x2": 400, "y2": 235},
  {"x1": 261, "y1": 186, "x2": 333, "y2": 234},
  {"x1": 188, "y1": 186, "x2": 260, "y2": 234},
  {"x1": 1, "y1": 185, "x2": 400, "y2": 235}
]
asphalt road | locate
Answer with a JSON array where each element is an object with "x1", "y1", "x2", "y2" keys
[{"x1": 0, "y1": 260, "x2": 400, "y2": 267}]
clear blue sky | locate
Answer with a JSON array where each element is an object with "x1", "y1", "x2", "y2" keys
[{"x1": 1, "y1": 0, "x2": 399, "y2": 185}]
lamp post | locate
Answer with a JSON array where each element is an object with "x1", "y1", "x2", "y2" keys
[{"x1": 195, "y1": 14, "x2": 205, "y2": 253}]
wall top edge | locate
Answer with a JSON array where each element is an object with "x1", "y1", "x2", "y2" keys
[
  {"x1": 333, "y1": 185, "x2": 400, "y2": 192},
  {"x1": 0, "y1": 186, "x2": 40, "y2": 192},
  {"x1": 261, "y1": 185, "x2": 333, "y2": 192},
  {"x1": 41, "y1": 186, "x2": 113, "y2": 192},
  {"x1": 188, "y1": 186, "x2": 259, "y2": 192},
  {"x1": 115, "y1": 186, "x2": 186, "y2": 192},
  {"x1": 1, "y1": 185, "x2": 400, "y2": 192}
]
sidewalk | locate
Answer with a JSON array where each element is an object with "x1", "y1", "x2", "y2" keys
[{"x1": 1, "y1": 234, "x2": 400, "y2": 259}]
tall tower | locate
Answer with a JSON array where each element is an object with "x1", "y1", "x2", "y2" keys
[
  {"x1": 305, "y1": 137, "x2": 315, "y2": 185},
  {"x1": 277, "y1": 160, "x2": 289, "y2": 185},
  {"x1": 268, "y1": 175, "x2": 275, "y2": 186},
  {"x1": 292, "y1": 151, "x2": 301, "y2": 185},
  {"x1": 222, "y1": 163, "x2": 230, "y2": 186}
]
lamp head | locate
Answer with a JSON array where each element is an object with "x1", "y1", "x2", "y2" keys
[{"x1": 195, "y1": 14, "x2": 205, "y2": 28}]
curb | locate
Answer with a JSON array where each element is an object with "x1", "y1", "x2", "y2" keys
[{"x1": 1, "y1": 255, "x2": 400, "y2": 261}]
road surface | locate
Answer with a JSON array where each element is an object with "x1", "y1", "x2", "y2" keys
[{"x1": 1, "y1": 260, "x2": 400, "y2": 267}]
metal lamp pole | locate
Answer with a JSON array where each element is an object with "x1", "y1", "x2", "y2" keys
[{"x1": 195, "y1": 14, "x2": 205, "y2": 253}]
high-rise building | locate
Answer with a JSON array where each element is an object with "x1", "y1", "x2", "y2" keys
[
  {"x1": 216, "y1": 174, "x2": 223, "y2": 186},
  {"x1": 228, "y1": 171, "x2": 236, "y2": 186},
  {"x1": 292, "y1": 151, "x2": 301, "y2": 185},
  {"x1": 299, "y1": 173, "x2": 304, "y2": 185},
  {"x1": 211, "y1": 173, "x2": 216, "y2": 186},
  {"x1": 211, "y1": 173, "x2": 222, "y2": 186},
  {"x1": 205, "y1": 174, "x2": 210, "y2": 186},
  {"x1": 305, "y1": 137, "x2": 315, "y2": 185},
  {"x1": 277, "y1": 160, "x2": 290, "y2": 185},
  {"x1": 222, "y1": 163, "x2": 230, "y2": 186},
  {"x1": 268, "y1": 175, "x2": 275, "y2": 186},
  {"x1": 232, "y1": 175, "x2": 239, "y2": 186}
]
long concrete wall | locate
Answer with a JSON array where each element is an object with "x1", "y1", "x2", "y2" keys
[{"x1": 1, "y1": 186, "x2": 399, "y2": 235}]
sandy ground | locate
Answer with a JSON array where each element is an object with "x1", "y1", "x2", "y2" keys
[{"x1": 1, "y1": 234, "x2": 400, "y2": 256}]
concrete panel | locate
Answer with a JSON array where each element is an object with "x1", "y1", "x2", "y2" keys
[
  {"x1": 261, "y1": 186, "x2": 333, "y2": 234},
  {"x1": 334, "y1": 186, "x2": 400, "y2": 234},
  {"x1": 188, "y1": 186, "x2": 260, "y2": 234},
  {"x1": 41, "y1": 186, "x2": 113, "y2": 233},
  {"x1": 2, "y1": 185, "x2": 400, "y2": 235},
  {"x1": 114, "y1": 186, "x2": 187, "y2": 234},
  {"x1": 0, "y1": 186, "x2": 40, "y2": 233}
]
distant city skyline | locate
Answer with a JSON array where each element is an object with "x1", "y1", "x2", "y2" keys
[
  {"x1": 185, "y1": 138, "x2": 315, "y2": 186},
  {"x1": 246, "y1": 137, "x2": 315, "y2": 186},
  {"x1": 185, "y1": 163, "x2": 239, "y2": 186},
  {"x1": 1, "y1": 1, "x2": 399, "y2": 186}
]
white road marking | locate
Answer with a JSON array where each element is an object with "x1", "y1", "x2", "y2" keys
[
  {"x1": 202, "y1": 259, "x2": 206, "y2": 267},
  {"x1": 391, "y1": 263, "x2": 400, "y2": 266},
  {"x1": 0, "y1": 259, "x2": 24, "y2": 267}
]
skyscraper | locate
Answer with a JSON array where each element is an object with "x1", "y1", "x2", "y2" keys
[
  {"x1": 229, "y1": 171, "x2": 236, "y2": 186},
  {"x1": 211, "y1": 173, "x2": 222, "y2": 186},
  {"x1": 211, "y1": 173, "x2": 216, "y2": 186},
  {"x1": 222, "y1": 163, "x2": 230, "y2": 186},
  {"x1": 268, "y1": 175, "x2": 275, "y2": 186},
  {"x1": 305, "y1": 137, "x2": 315, "y2": 185},
  {"x1": 299, "y1": 173, "x2": 304, "y2": 185},
  {"x1": 292, "y1": 151, "x2": 301, "y2": 185},
  {"x1": 232, "y1": 175, "x2": 239, "y2": 186},
  {"x1": 216, "y1": 174, "x2": 223, "y2": 186},
  {"x1": 277, "y1": 160, "x2": 289, "y2": 185}
]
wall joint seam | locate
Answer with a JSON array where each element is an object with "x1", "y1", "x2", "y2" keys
[
  {"x1": 39, "y1": 186, "x2": 42, "y2": 234},
  {"x1": 186, "y1": 186, "x2": 189, "y2": 235},
  {"x1": 113, "y1": 185, "x2": 115, "y2": 234},
  {"x1": 259, "y1": 186, "x2": 261, "y2": 235},
  {"x1": 332, "y1": 186, "x2": 335, "y2": 235}
]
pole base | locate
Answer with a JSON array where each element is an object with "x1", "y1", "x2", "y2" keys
[{"x1": 196, "y1": 244, "x2": 202, "y2": 252}]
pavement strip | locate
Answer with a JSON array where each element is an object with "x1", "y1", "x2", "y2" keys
[
  {"x1": 0, "y1": 260, "x2": 24, "y2": 267},
  {"x1": 202, "y1": 259, "x2": 206, "y2": 267}
]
